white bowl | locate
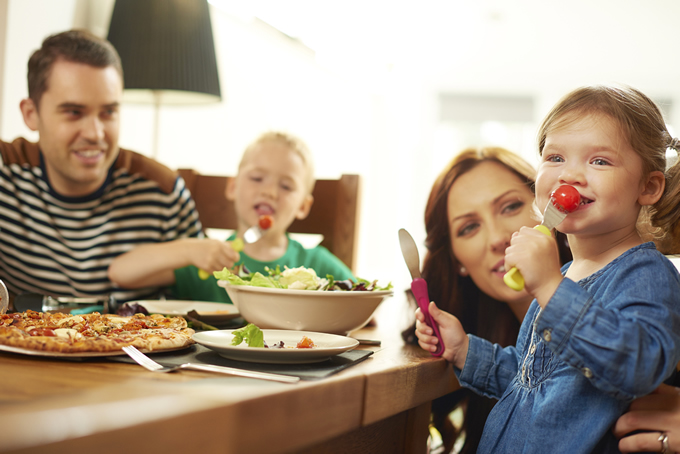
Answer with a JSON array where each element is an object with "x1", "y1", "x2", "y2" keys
[{"x1": 217, "y1": 281, "x2": 393, "y2": 335}]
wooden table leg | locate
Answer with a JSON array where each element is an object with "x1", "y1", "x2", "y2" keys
[
  {"x1": 403, "y1": 401, "x2": 432, "y2": 454},
  {"x1": 296, "y1": 401, "x2": 433, "y2": 454}
]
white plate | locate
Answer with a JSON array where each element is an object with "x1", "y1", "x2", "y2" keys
[
  {"x1": 134, "y1": 300, "x2": 240, "y2": 323},
  {"x1": 0, "y1": 343, "x2": 190, "y2": 358},
  {"x1": 192, "y1": 329, "x2": 359, "y2": 364}
]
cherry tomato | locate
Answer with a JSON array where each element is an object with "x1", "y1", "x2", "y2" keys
[
  {"x1": 258, "y1": 215, "x2": 273, "y2": 230},
  {"x1": 550, "y1": 185, "x2": 580, "y2": 213},
  {"x1": 296, "y1": 336, "x2": 315, "y2": 349}
]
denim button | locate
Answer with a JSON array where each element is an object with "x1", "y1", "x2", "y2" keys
[
  {"x1": 543, "y1": 329, "x2": 552, "y2": 342},
  {"x1": 530, "y1": 344, "x2": 537, "y2": 354},
  {"x1": 582, "y1": 367, "x2": 593, "y2": 378}
]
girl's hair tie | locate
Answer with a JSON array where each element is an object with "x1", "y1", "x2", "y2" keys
[{"x1": 669, "y1": 137, "x2": 680, "y2": 151}]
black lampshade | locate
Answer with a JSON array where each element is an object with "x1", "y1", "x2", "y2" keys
[{"x1": 106, "y1": 0, "x2": 221, "y2": 104}]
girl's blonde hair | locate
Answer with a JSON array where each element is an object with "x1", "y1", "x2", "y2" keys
[
  {"x1": 240, "y1": 131, "x2": 316, "y2": 193},
  {"x1": 537, "y1": 84, "x2": 680, "y2": 252}
]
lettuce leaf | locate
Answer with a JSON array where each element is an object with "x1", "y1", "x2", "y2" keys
[
  {"x1": 249, "y1": 272, "x2": 283, "y2": 288},
  {"x1": 215, "y1": 265, "x2": 391, "y2": 292},
  {"x1": 231, "y1": 323, "x2": 264, "y2": 348},
  {"x1": 213, "y1": 267, "x2": 247, "y2": 284},
  {"x1": 278, "y1": 266, "x2": 322, "y2": 290}
]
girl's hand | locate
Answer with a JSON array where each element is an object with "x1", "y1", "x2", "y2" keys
[
  {"x1": 614, "y1": 384, "x2": 680, "y2": 453},
  {"x1": 191, "y1": 238, "x2": 241, "y2": 274},
  {"x1": 504, "y1": 226, "x2": 563, "y2": 307},
  {"x1": 415, "y1": 301, "x2": 469, "y2": 369}
]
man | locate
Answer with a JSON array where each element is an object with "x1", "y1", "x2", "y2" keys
[{"x1": 0, "y1": 29, "x2": 203, "y2": 305}]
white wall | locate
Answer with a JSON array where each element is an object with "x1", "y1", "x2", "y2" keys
[{"x1": 1, "y1": 0, "x2": 77, "y2": 141}]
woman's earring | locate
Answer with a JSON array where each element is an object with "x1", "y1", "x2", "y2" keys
[{"x1": 459, "y1": 266, "x2": 468, "y2": 276}]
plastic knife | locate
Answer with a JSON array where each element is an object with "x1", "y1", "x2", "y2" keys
[{"x1": 398, "y1": 228, "x2": 444, "y2": 357}]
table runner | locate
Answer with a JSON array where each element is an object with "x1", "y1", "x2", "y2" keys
[{"x1": 109, "y1": 344, "x2": 374, "y2": 380}]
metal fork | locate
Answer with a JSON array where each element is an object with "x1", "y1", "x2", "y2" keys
[{"x1": 122, "y1": 346, "x2": 299, "y2": 384}]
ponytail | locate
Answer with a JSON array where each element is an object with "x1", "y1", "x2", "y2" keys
[{"x1": 648, "y1": 138, "x2": 680, "y2": 254}]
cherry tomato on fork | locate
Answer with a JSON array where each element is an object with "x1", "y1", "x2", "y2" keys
[
  {"x1": 258, "y1": 215, "x2": 273, "y2": 230},
  {"x1": 550, "y1": 185, "x2": 581, "y2": 213}
]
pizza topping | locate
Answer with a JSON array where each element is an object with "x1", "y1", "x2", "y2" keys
[
  {"x1": 28, "y1": 327, "x2": 56, "y2": 337},
  {"x1": 107, "y1": 316, "x2": 132, "y2": 325},
  {"x1": 122, "y1": 319, "x2": 150, "y2": 331},
  {"x1": 54, "y1": 328, "x2": 82, "y2": 340},
  {"x1": 56, "y1": 315, "x2": 84, "y2": 327}
]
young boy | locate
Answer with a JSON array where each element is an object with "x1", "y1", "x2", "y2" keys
[{"x1": 108, "y1": 131, "x2": 355, "y2": 303}]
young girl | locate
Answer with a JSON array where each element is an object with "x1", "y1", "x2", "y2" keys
[{"x1": 415, "y1": 85, "x2": 680, "y2": 453}]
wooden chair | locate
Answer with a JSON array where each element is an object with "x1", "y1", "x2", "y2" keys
[{"x1": 177, "y1": 169, "x2": 361, "y2": 272}]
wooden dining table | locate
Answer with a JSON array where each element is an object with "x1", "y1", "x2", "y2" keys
[{"x1": 0, "y1": 306, "x2": 459, "y2": 454}]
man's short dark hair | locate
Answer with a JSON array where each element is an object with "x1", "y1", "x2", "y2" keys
[{"x1": 27, "y1": 29, "x2": 123, "y2": 107}]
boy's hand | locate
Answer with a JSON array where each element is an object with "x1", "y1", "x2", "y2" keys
[
  {"x1": 415, "y1": 301, "x2": 469, "y2": 369},
  {"x1": 504, "y1": 226, "x2": 563, "y2": 307},
  {"x1": 193, "y1": 239, "x2": 241, "y2": 277}
]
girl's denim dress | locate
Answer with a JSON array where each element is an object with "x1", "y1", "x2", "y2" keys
[{"x1": 457, "y1": 243, "x2": 680, "y2": 453}]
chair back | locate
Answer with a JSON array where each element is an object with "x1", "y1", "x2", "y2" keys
[{"x1": 177, "y1": 169, "x2": 361, "y2": 271}]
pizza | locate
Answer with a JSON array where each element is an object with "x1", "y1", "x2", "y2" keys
[{"x1": 0, "y1": 310, "x2": 195, "y2": 354}]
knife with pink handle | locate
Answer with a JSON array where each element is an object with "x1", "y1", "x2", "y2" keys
[{"x1": 398, "y1": 228, "x2": 444, "y2": 356}]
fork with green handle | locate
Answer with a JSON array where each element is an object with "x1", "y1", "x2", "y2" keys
[
  {"x1": 198, "y1": 215, "x2": 273, "y2": 279},
  {"x1": 503, "y1": 185, "x2": 580, "y2": 291}
]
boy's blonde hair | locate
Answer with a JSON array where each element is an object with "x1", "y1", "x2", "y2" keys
[{"x1": 239, "y1": 131, "x2": 316, "y2": 193}]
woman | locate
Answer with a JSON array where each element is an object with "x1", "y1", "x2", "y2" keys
[{"x1": 403, "y1": 146, "x2": 571, "y2": 453}]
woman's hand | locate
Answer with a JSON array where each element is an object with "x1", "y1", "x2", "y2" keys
[
  {"x1": 504, "y1": 226, "x2": 563, "y2": 307},
  {"x1": 614, "y1": 384, "x2": 680, "y2": 453},
  {"x1": 415, "y1": 301, "x2": 469, "y2": 369}
]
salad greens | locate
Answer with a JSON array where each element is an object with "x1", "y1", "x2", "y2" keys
[
  {"x1": 231, "y1": 323, "x2": 264, "y2": 348},
  {"x1": 213, "y1": 265, "x2": 393, "y2": 292}
]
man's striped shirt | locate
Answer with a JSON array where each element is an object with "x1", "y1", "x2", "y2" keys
[{"x1": 0, "y1": 138, "x2": 203, "y2": 303}]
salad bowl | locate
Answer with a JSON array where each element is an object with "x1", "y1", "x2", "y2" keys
[{"x1": 217, "y1": 282, "x2": 393, "y2": 335}]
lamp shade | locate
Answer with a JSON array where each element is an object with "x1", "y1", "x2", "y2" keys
[{"x1": 106, "y1": 0, "x2": 221, "y2": 105}]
